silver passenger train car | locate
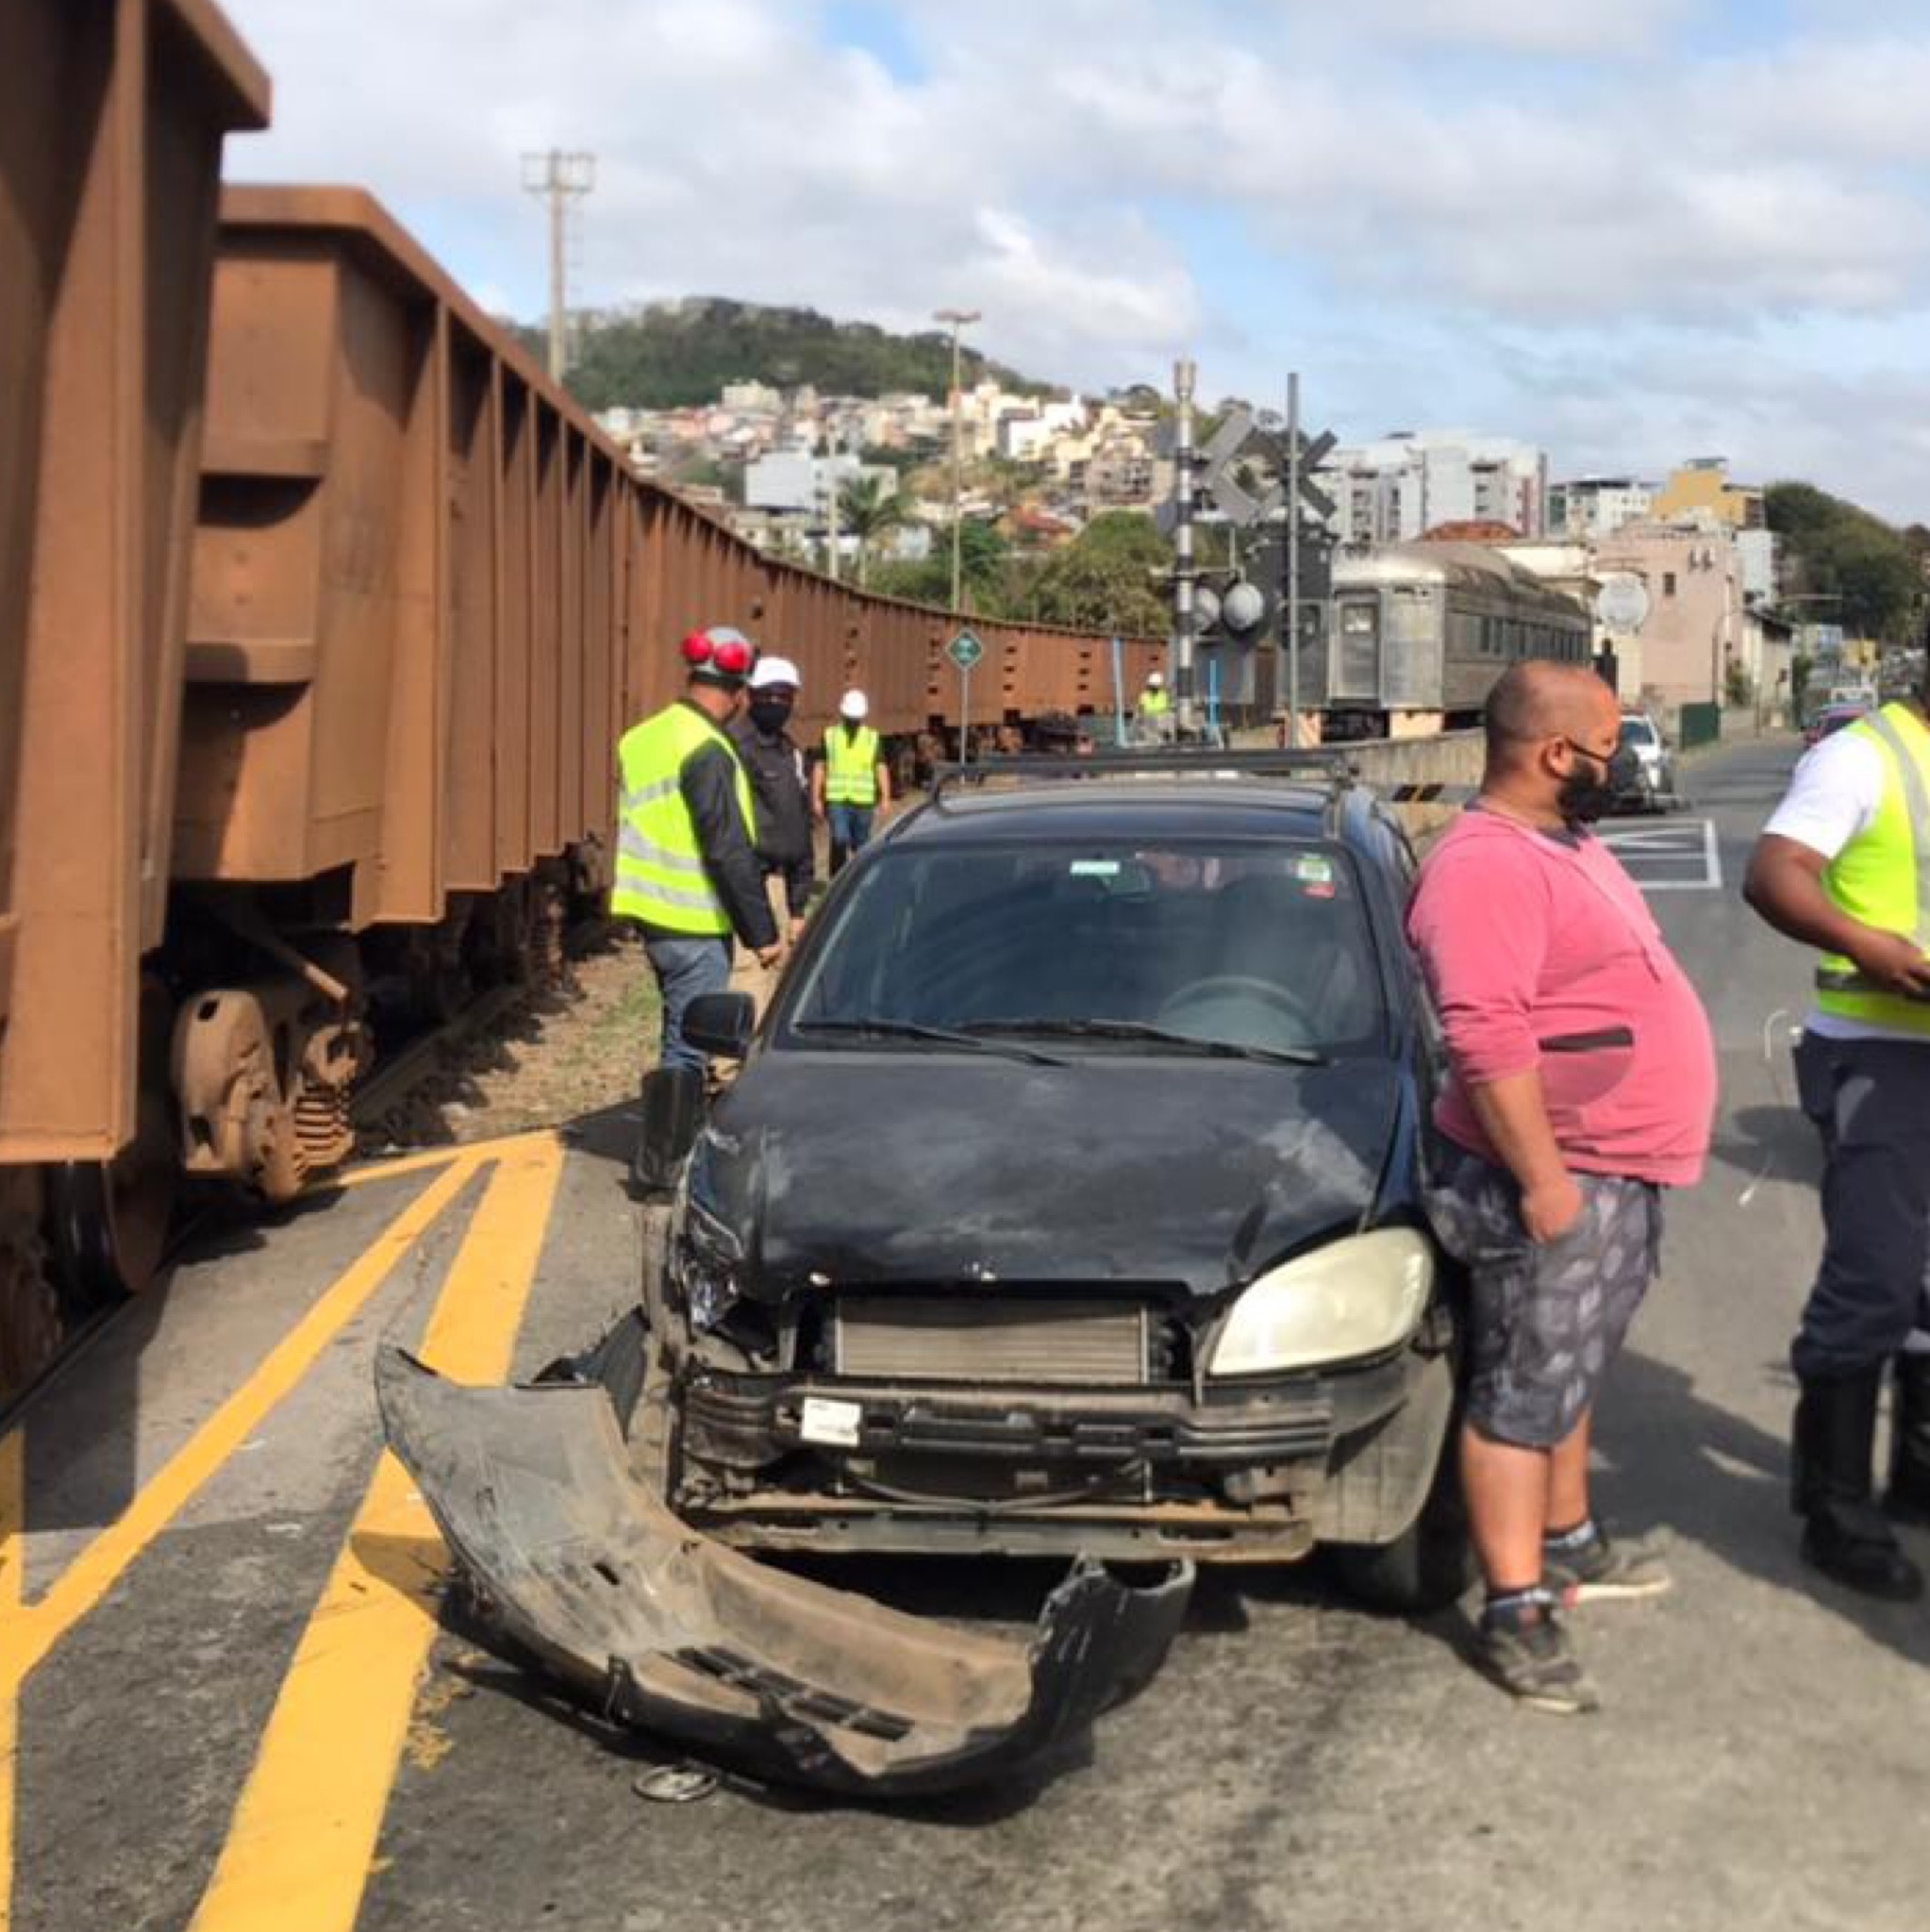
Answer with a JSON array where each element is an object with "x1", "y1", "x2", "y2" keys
[{"x1": 1317, "y1": 542, "x2": 1592, "y2": 740}]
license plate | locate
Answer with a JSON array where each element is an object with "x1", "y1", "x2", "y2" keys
[{"x1": 799, "y1": 1395, "x2": 863, "y2": 1448}]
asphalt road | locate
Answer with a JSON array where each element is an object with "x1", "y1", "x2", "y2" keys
[{"x1": 8, "y1": 735, "x2": 1930, "y2": 1932}]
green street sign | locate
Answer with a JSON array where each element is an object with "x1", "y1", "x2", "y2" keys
[{"x1": 945, "y1": 629, "x2": 985, "y2": 672}]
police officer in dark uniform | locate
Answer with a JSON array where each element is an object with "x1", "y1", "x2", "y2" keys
[
  {"x1": 1745, "y1": 662, "x2": 1930, "y2": 1599},
  {"x1": 727, "y1": 654, "x2": 814, "y2": 1015}
]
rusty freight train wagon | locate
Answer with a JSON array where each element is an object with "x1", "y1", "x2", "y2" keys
[
  {"x1": 4, "y1": 108, "x2": 1161, "y2": 1395},
  {"x1": 0, "y1": 0, "x2": 269, "y2": 1389}
]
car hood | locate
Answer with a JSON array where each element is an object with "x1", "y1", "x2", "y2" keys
[{"x1": 690, "y1": 1051, "x2": 1406, "y2": 1302}]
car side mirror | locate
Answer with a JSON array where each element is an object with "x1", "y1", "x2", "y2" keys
[{"x1": 683, "y1": 991, "x2": 756, "y2": 1059}]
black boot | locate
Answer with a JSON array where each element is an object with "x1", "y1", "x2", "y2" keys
[
  {"x1": 1792, "y1": 1369, "x2": 1924, "y2": 1600},
  {"x1": 1886, "y1": 1352, "x2": 1930, "y2": 1526},
  {"x1": 630, "y1": 1067, "x2": 705, "y2": 1200}
]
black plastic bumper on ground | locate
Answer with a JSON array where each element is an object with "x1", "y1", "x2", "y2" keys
[{"x1": 375, "y1": 1348, "x2": 1193, "y2": 1797}]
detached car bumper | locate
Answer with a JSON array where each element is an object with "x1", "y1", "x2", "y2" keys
[{"x1": 377, "y1": 1347, "x2": 1192, "y2": 1795}]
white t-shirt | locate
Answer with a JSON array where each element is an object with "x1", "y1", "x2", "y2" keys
[{"x1": 1762, "y1": 727, "x2": 1916, "y2": 1041}]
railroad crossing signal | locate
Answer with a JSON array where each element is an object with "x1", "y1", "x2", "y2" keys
[
  {"x1": 1156, "y1": 410, "x2": 1339, "y2": 535},
  {"x1": 945, "y1": 629, "x2": 985, "y2": 672}
]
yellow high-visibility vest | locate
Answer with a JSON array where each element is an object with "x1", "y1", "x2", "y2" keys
[
  {"x1": 1140, "y1": 688, "x2": 1172, "y2": 717},
  {"x1": 1815, "y1": 701, "x2": 1930, "y2": 1038},
  {"x1": 611, "y1": 703, "x2": 756, "y2": 935},
  {"x1": 823, "y1": 723, "x2": 881, "y2": 806}
]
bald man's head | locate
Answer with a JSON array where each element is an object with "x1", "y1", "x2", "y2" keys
[{"x1": 1485, "y1": 660, "x2": 1616, "y2": 761}]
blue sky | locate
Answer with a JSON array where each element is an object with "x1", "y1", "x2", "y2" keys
[{"x1": 224, "y1": 0, "x2": 1930, "y2": 518}]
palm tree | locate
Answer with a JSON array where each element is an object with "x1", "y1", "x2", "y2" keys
[{"x1": 839, "y1": 473, "x2": 908, "y2": 589}]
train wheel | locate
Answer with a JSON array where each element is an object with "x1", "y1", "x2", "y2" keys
[
  {"x1": 0, "y1": 1167, "x2": 61, "y2": 1401},
  {"x1": 46, "y1": 977, "x2": 179, "y2": 1308},
  {"x1": 46, "y1": 1087, "x2": 178, "y2": 1308}
]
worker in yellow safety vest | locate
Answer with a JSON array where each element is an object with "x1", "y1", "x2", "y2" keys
[
  {"x1": 1746, "y1": 673, "x2": 1930, "y2": 1600},
  {"x1": 812, "y1": 688, "x2": 892, "y2": 877},
  {"x1": 1137, "y1": 669, "x2": 1173, "y2": 742},
  {"x1": 614, "y1": 625, "x2": 782, "y2": 1193}
]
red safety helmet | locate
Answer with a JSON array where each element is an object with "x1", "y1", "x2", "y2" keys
[{"x1": 679, "y1": 625, "x2": 756, "y2": 684}]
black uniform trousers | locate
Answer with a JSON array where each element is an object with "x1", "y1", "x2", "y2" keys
[{"x1": 1792, "y1": 1031, "x2": 1930, "y2": 1381}]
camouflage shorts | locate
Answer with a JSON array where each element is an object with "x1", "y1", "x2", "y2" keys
[{"x1": 1427, "y1": 1145, "x2": 1663, "y2": 1449}]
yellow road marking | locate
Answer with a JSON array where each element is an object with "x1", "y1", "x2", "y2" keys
[
  {"x1": 0, "y1": 1151, "x2": 480, "y2": 1932},
  {"x1": 311, "y1": 1147, "x2": 467, "y2": 1192},
  {"x1": 318, "y1": 1128, "x2": 560, "y2": 1193},
  {"x1": 3, "y1": 1153, "x2": 478, "y2": 1679},
  {"x1": 1, "y1": 1429, "x2": 24, "y2": 1932},
  {"x1": 187, "y1": 1134, "x2": 565, "y2": 1932}
]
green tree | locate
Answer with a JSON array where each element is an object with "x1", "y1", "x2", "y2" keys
[
  {"x1": 870, "y1": 519, "x2": 1016, "y2": 614},
  {"x1": 541, "y1": 298, "x2": 1056, "y2": 411},
  {"x1": 1019, "y1": 511, "x2": 1173, "y2": 636},
  {"x1": 1767, "y1": 482, "x2": 1926, "y2": 641},
  {"x1": 838, "y1": 474, "x2": 908, "y2": 588}
]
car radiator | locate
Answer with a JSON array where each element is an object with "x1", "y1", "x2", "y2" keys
[{"x1": 830, "y1": 1296, "x2": 1153, "y2": 1385}]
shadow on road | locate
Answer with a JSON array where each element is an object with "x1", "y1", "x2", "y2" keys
[
  {"x1": 1705, "y1": 1101, "x2": 1822, "y2": 1188},
  {"x1": 1597, "y1": 1347, "x2": 1930, "y2": 1671}
]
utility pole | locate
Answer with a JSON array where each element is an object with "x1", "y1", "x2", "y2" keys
[
  {"x1": 1285, "y1": 371, "x2": 1302, "y2": 747},
  {"x1": 521, "y1": 150, "x2": 595, "y2": 381},
  {"x1": 824, "y1": 431, "x2": 840, "y2": 583},
  {"x1": 1173, "y1": 357, "x2": 1198, "y2": 738},
  {"x1": 934, "y1": 307, "x2": 980, "y2": 609}
]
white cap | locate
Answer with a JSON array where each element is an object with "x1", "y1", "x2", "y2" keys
[
  {"x1": 1146, "y1": 671, "x2": 1165, "y2": 687},
  {"x1": 840, "y1": 689, "x2": 870, "y2": 721},
  {"x1": 750, "y1": 655, "x2": 801, "y2": 691}
]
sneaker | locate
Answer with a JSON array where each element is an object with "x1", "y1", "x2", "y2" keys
[
  {"x1": 1474, "y1": 1604, "x2": 1601, "y2": 1715},
  {"x1": 1544, "y1": 1530, "x2": 1672, "y2": 1605}
]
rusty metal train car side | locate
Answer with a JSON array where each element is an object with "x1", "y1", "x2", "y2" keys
[
  {"x1": 0, "y1": 0, "x2": 268, "y2": 1388},
  {"x1": 627, "y1": 484, "x2": 1166, "y2": 744},
  {"x1": 2, "y1": 154, "x2": 1163, "y2": 1398}
]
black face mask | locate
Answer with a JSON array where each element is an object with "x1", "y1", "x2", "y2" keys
[
  {"x1": 748, "y1": 697, "x2": 794, "y2": 734},
  {"x1": 1557, "y1": 741, "x2": 1641, "y2": 823}
]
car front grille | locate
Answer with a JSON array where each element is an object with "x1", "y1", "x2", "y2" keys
[{"x1": 830, "y1": 1295, "x2": 1154, "y2": 1386}]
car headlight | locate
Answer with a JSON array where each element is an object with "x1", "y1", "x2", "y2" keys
[{"x1": 1207, "y1": 1228, "x2": 1434, "y2": 1377}]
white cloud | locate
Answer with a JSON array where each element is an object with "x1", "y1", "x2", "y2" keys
[
  {"x1": 216, "y1": 0, "x2": 1930, "y2": 516},
  {"x1": 1340, "y1": 0, "x2": 1699, "y2": 55}
]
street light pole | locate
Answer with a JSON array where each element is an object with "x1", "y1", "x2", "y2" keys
[{"x1": 934, "y1": 307, "x2": 980, "y2": 610}]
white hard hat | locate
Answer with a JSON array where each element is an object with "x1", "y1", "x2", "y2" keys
[
  {"x1": 840, "y1": 689, "x2": 870, "y2": 721},
  {"x1": 750, "y1": 655, "x2": 801, "y2": 691},
  {"x1": 1146, "y1": 671, "x2": 1165, "y2": 688}
]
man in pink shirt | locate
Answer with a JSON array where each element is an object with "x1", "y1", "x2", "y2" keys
[{"x1": 1407, "y1": 662, "x2": 1717, "y2": 1713}]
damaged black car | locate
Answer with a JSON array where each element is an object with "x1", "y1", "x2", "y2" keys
[{"x1": 648, "y1": 753, "x2": 1474, "y2": 1611}]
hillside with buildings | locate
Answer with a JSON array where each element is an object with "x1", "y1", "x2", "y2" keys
[
  {"x1": 538, "y1": 298, "x2": 1048, "y2": 412},
  {"x1": 572, "y1": 309, "x2": 1922, "y2": 726}
]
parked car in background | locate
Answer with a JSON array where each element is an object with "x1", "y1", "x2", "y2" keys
[
  {"x1": 1613, "y1": 712, "x2": 1680, "y2": 812},
  {"x1": 1805, "y1": 700, "x2": 1872, "y2": 749}
]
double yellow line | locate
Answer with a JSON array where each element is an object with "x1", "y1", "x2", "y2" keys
[{"x1": 0, "y1": 1132, "x2": 566, "y2": 1932}]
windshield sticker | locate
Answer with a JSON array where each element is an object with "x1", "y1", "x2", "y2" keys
[
  {"x1": 1292, "y1": 855, "x2": 1335, "y2": 884},
  {"x1": 1070, "y1": 859, "x2": 1121, "y2": 876}
]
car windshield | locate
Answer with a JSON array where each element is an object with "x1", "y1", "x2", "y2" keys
[
  {"x1": 1618, "y1": 718, "x2": 1657, "y2": 749},
  {"x1": 781, "y1": 838, "x2": 1387, "y2": 1059}
]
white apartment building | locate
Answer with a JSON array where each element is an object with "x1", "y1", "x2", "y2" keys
[
  {"x1": 1547, "y1": 476, "x2": 1658, "y2": 541},
  {"x1": 719, "y1": 379, "x2": 782, "y2": 414},
  {"x1": 743, "y1": 448, "x2": 872, "y2": 515},
  {"x1": 1320, "y1": 430, "x2": 1549, "y2": 543}
]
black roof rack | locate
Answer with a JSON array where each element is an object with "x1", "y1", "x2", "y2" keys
[{"x1": 930, "y1": 746, "x2": 1358, "y2": 806}]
